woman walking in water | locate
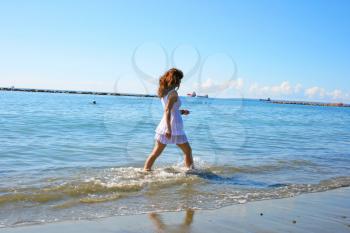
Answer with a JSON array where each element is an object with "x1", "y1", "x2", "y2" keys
[{"x1": 144, "y1": 68, "x2": 194, "y2": 171}]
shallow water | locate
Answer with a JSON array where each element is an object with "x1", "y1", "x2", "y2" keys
[{"x1": 1, "y1": 91, "x2": 350, "y2": 227}]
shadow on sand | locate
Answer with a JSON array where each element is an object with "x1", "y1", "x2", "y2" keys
[{"x1": 149, "y1": 209, "x2": 195, "y2": 233}]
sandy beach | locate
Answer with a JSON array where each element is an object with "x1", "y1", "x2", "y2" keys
[{"x1": 2, "y1": 187, "x2": 349, "y2": 233}]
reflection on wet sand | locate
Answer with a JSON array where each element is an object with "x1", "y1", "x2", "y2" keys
[{"x1": 149, "y1": 209, "x2": 195, "y2": 233}]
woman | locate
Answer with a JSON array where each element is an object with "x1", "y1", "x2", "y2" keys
[{"x1": 143, "y1": 68, "x2": 194, "y2": 171}]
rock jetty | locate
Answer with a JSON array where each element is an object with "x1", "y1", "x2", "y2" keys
[
  {"x1": 0, "y1": 87, "x2": 157, "y2": 98},
  {"x1": 260, "y1": 99, "x2": 350, "y2": 108}
]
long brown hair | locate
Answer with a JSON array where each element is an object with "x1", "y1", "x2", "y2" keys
[{"x1": 157, "y1": 68, "x2": 183, "y2": 97}]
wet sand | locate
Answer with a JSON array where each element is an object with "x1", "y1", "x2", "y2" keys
[{"x1": 2, "y1": 187, "x2": 350, "y2": 233}]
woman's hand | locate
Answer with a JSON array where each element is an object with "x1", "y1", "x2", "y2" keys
[
  {"x1": 165, "y1": 129, "x2": 172, "y2": 139},
  {"x1": 180, "y1": 109, "x2": 190, "y2": 115}
]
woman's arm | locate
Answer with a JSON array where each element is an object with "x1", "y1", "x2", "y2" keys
[{"x1": 164, "y1": 92, "x2": 177, "y2": 139}]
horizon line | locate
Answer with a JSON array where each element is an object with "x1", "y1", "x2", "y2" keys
[{"x1": 1, "y1": 86, "x2": 349, "y2": 106}]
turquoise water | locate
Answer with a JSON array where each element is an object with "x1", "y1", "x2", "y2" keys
[{"x1": 1, "y1": 91, "x2": 350, "y2": 227}]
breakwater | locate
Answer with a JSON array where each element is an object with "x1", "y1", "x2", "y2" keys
[
  {"x1": 260, "y1": 99, "x2": 350, "y2": 107},
  {"x1": 0, "y1": 87, "x2": 157, "y2": 98}
]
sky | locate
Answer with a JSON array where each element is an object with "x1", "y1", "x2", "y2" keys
[{"x1": 0, "y1": 0, "x2": 349, "y2": 102}]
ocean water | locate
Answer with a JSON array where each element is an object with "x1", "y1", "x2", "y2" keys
[{"x1": 1, "y1": 91, "x2": 350, "y2": 227}]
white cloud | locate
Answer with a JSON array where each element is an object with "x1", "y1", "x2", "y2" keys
[
  {"x1": 229, "y1": 78, "x2": 244, "y2": 90},
  {"x1": 305, "y1": 86, "x2": 326, "y2": 98},
  {"x1": 194, "y1": 78, "x2": 244, "y2": 93},
  {"x1": 249, "y1": 81, "x2": 301, "y2": 97},
  {"x1": 248, "y1": 81, "x2": 350, "y2": 101},
  {"x1": 345, "y1": 93, "x2": 350, "y2": 100},
  {"x1": 248, "y1": 83, "x2": 259, "y2": 93},
  {"x1": 294, "y1": 83, "x2": 303, "y2": 93},
  {"x1": 196, "y1": 77, "x2": 350, "y2": 102},
  {"x1": 248, "y1": 81, "x2": 350, "y2": 103},
  {"x1": 325, "y1": 89, "x2": 350, "y2": 102},
  {"x1": 328, "y1": 89, "x2": 343, "y2": 99}
]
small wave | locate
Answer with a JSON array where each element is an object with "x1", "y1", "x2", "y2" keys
[
  {"x1": 226, "y1": 176, "x2": 350, "y2": 204},
  {"x1": 52, "y1": 193, "x2": 125, "y2": 208},
  {"x1": 1, "y1": 171, "x2": 350, "y2": 228},
  {"x1": 0, "y1": 166, "x2": 201, "y2": 205},
  {"x1": 0, "y1": 162, "x2": 347, "y2": 208},
  {"x1": 210, "y1": 159, "x2": 319, "y2": 174}
]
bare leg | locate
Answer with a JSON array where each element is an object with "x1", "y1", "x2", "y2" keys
[
  {"x1": 144, "y1": 140, "x2": 166, "y2": 171},
  {"x1": 176, "y1": 142, "x2": 194, "y2": 169}
]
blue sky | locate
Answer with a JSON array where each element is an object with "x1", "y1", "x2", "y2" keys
[{"x1": 0, "y1": 0, "x2": 349, "y2": 102}]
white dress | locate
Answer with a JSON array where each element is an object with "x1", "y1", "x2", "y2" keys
[{"x1": 155, "y1": 89, "x2": 188, "y2": 144}]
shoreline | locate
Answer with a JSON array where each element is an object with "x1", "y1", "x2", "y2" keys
[{"x1": 2, "y1": 187, "x2": 350, "y2": 233}]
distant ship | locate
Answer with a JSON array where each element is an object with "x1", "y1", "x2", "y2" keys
[{"x1": 186, "y1": 91, "x2": 208, "y2": 98}]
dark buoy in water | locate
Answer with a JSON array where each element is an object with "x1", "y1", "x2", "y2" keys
[{"x1": 92, "y1": 100, "x2": 96, "y2": 104}]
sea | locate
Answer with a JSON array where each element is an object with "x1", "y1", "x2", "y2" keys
[{"x1": 1, "y1": 91, "x2": 350, "y2": 227}]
